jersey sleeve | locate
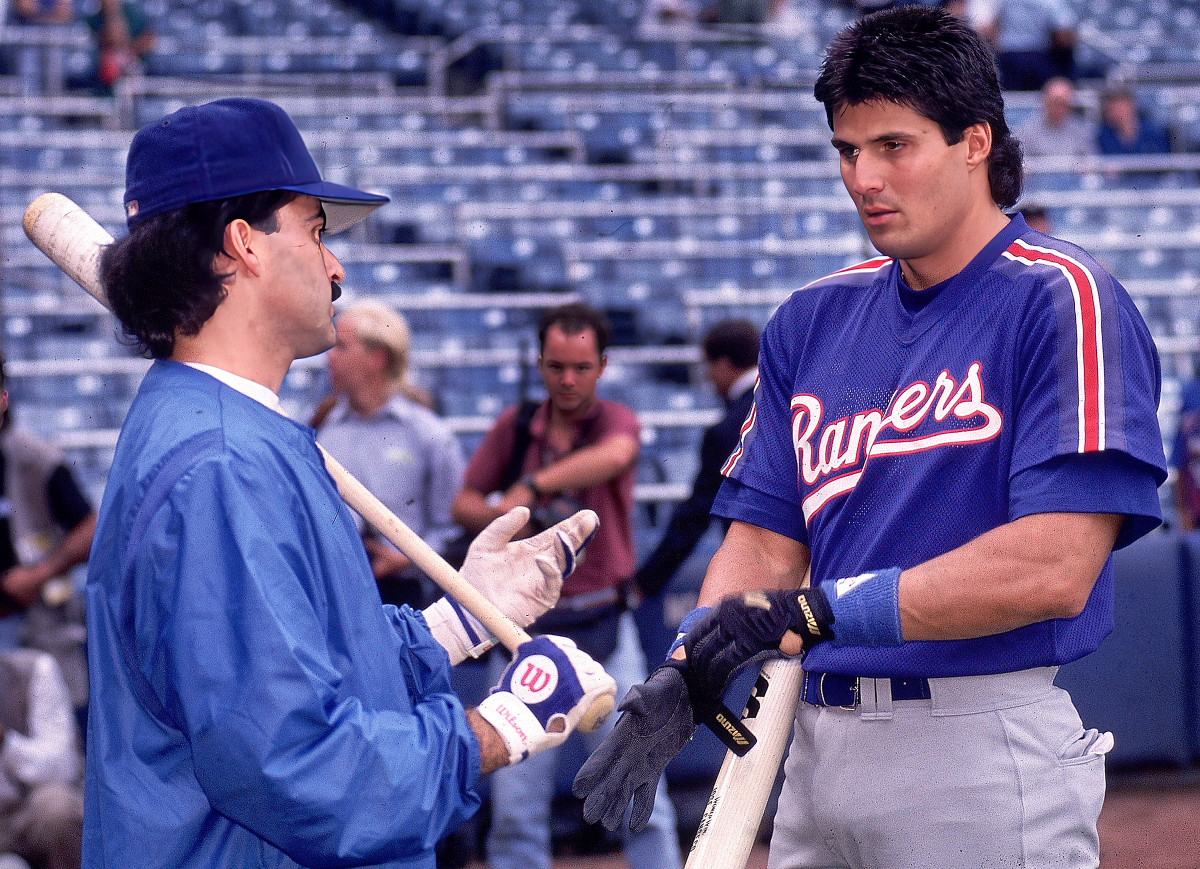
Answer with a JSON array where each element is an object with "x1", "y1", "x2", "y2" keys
[
  {"x1": 1009, "y1": 450, "x2": 1162, "y2": 548},
  {"x1": 1009, "y1": 249, "x2": 1167, "y2": 489},
  {"x1": 712, "y1": 476, "x2": 808, "y2": 545}
]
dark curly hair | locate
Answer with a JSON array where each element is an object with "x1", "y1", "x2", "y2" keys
[
  {"x1": 814, "y1": 5, "x2": 1023, "y2": 208},
  {"x1": 99, "y1": 190, "x2": 298, "y2": 358}
]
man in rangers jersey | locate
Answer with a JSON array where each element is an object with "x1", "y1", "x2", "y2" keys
[{"x1": 573, "y1": 7, "x2": 1167, "y2": 867}]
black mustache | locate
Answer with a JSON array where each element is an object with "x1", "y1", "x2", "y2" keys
[{"x1": 331, "y1": 281, "x2": 342, "y2": 302}]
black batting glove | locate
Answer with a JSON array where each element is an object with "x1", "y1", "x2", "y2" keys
[
  {"x1": 573, "y1": 662, "x2": 696, "y2": 833},
  {"x1": 682, "y1": 587, "x2": 834, "y2": 714}
]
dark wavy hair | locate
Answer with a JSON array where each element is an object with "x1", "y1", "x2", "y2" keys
[
  {"x1": 813, "y1": 5, "x2": 1023, "y2": 208},
  {"x1": 537, "y1": 302, "x2": 612, "y2": 356},
  {"x1": 99, "y1": 190, "x2": 298, "y2": 358}
]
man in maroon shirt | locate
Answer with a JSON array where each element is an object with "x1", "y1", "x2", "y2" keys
[{"x1": 453, "y1": 302, "x2": 681, "y2": 869}]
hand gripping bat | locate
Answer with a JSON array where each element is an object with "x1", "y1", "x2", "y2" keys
[
  {"x1": 685, "y1": 656, "x2": 803, "y2": 869},
  {"x1": 685, "y1": 568, "x2": 814, "y2": 868},
  {"x1": 22, "y1": 191, "x2": 614, "y2": 730}
]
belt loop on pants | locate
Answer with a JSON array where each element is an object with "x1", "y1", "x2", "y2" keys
[{"x1": 859, "y1": 676, "x2": 893, "y2": 721}]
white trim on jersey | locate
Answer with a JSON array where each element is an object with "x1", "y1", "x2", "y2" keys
[{"x1": 1003, "y1": 240, "x2": 1107, "y2": 453}]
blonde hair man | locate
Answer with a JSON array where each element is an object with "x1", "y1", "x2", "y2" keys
[{"x1": 319, "y1": 301, "x2": 462, "y2": 606}]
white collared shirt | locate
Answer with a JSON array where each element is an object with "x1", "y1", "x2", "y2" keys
[
  {"x1": 729, "y1": 366, "x2": 758, "y2": 403},
  {"x1": 185, "y1": 363, "x2": 284, "y2": 414}
]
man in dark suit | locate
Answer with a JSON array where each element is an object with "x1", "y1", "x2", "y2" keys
[{"x1": 635, "y1": 319, "x2": 760, "y2": 601}]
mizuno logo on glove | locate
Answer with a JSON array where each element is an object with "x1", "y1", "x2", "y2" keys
[{"x1": 797, "y1": 594, "x2": 821, "y2": 635}]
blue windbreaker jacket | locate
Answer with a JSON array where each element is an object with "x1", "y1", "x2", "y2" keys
[{"x1": 83, "y1": 361, "x2": 482, "y2": 868}]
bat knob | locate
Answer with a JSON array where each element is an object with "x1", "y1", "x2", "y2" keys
[{"x1": 577, "y1": 693, "x2": 615, "y2": 732}]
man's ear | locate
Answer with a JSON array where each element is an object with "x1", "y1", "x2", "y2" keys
[
  {"x1": 221, "y1": 218, "x2": 262, "y2": 277},
  {"x1": 964, "y1": 121, "x2": 994, "y2": 169}
]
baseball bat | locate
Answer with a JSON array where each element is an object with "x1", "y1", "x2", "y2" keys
[
  {"x1": 684, "y1": 656, "x2": 803, "y2": 869},
  {"x1": 23, "y1": 191, "x2": 614, "y2": 730}
]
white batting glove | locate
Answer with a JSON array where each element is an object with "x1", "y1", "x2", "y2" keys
[
  {"x1": 477, "y1": 635, "x2": 617, "y2": 765},
  {"x1": 423, "y1": 506, "x2": 598, "y2": 665}
]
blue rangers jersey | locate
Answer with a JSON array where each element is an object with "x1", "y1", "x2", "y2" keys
[{"x1": 713, "y1": 214, "x2": 1167, "y2": 678}]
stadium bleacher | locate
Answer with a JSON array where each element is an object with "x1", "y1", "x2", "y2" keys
[{"x1": 3, "y1": 0, "x2": 1200, "y2": 840}]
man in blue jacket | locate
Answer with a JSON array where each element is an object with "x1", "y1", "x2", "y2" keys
[{"x1": 84, "y1": 97, "x2": 614, "y2": 868}]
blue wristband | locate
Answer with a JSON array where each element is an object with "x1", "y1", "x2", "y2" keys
[
  {"x1": 667, "y1": 605, "x2": 712, "y2": 657},
  {"x1": 818, "y1": 567, "x2": 903, "y2": 648}
]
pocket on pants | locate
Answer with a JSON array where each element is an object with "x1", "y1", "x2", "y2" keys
[
  {"x1": 1058, "y1": 727, "x2": 1114, "y2": 768},
  {"x1": 995, "y1": 691, "x2": 1105, "y2": 866}
]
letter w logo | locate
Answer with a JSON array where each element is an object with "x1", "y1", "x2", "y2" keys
[{"x1": 519, "y1": 664, "x2": 552, "y2": 694}]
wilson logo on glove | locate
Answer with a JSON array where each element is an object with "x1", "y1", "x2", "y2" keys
[
  {"x1": 513, "y1": 656, "x2": 559, "y2": 704},
  {"x1": 491, "y1": 701, "x2": 530, "y2": 743}
]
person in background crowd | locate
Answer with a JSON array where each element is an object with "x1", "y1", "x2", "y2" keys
[
  {"x1": 0, "y1": 356, "x2": 96, "y2": 726},
  {"x1": 1170, "y1": 373, "x2": 1200, "y2": 531},
  {"x1": 1096, "y1": 86, "x2": 1172, "y2": 156},
  {"x1": 317, "y1": 300, "x2": 465, "y2": 609},
  {"x1": 453, "y1": 302, "x2": 682, "y2": 869},
  {"x1": 1017, "y1": 77, "x2": 1097, "y2": 158},
  {"x1": 1020, "y1": 206, "x2": 1052, "y2": 234},
  {"x1": 80, "y1": 0, "x2": 154, "y2": 92},
  {"x1": 985, "y1": 0, "x2": 1077, "y2": 90},
  {"x1": 634, "y1": 319, "x2": 759, "y2": 612},
  {"x1": 10, "y1": 0, "x2": 71, "y2": 25}
]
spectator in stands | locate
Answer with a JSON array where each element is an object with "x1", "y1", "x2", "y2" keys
[
  {"x1": 316, "y1": 301, "x2": 465, "y2": 609},
  {"x1": 945, "y1": 0, "x2": 995, "y2": 32},
  {"x1": 1017, "y1": 76, "x2": 1097, "y2": 158},
  {"x1": 452, "y1": 303, "x2": 682, "y2": 869},
  {"x1": 983, "y1": 0, "x2": 1077, "y2": 91},
  {"x1": 634, "y1": 319, "x2": 758, "y2": 606},
  {"x1": 0, "y1": 356, "x2": 96, "y2": 726},
  {"x1": 1096, "y1": 86, "x2": 1172, "y2": 156},
  {"x1": 10, "y1": 0, "x2": 72, "y2": 25},
  {"x1": 0, "y1": 648, "x2": 84, "y2": 869},
  {"x1": 79, "y1": 0, "x2": 155, "y2": 93}
]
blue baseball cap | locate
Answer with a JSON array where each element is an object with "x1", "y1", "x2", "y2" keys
[{"x1": 123, "y1": 97, "x2": 388, "y2": 233}]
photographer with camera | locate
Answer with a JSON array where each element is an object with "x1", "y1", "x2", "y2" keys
[{"x1": 451, "y1": 303, "x2": 681, "y2": 869}]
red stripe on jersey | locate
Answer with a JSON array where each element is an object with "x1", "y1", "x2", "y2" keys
[
  {"x1": 1004, "y1": 240, "x2": 1104, "y2": 452},
  {"x1": 833, "y1": 256, "x2": 892, "y2": 275}
]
